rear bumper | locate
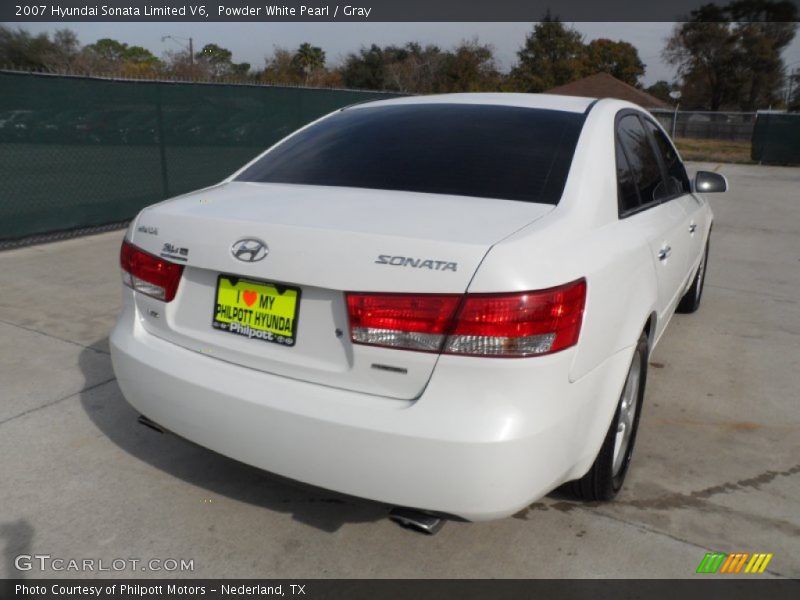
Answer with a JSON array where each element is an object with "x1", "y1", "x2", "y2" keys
[{"x1": 110, "y1": 294, "x2": 631, "y2": 521}]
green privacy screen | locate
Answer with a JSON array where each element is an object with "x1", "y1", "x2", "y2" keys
[
  {"x1": 751, "y1": 112, "x2": 800, "y2": 165},
  {"x1": 0, "y1": 71, "x2": 399, "y2": 241}
]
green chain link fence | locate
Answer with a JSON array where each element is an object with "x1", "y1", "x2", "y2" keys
[{"x1": 0, "y1": 71, "x2": 399, "y2": 243}]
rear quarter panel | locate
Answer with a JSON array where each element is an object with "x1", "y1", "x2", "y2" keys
[
  {"x1": 466, "y1": 100, "x2": 660, "y2": 479},
  {"x1": 468, "y1": 99, "x2": 659, "y2": 383}
]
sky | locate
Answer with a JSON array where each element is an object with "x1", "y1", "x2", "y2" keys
[{"x1": 16, "y1": 21, "x2": 800, "y2": 87}]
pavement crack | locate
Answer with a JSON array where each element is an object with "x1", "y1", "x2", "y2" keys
[
  {"x1": 0, "y1": 317, "x2": 110, "y2": 354},
  {"x1": 590, "y1": 508, "x2": 718, "y2": 552},
  {"x1": 586, "y1": 509, "x2": 788, "y2": 578},
  {"x1": 0, "y1": 377, "x2": 117, "y2": 427},
  {"x1": 704, "y1": 283, "x2": 798, "y2": 305},
  {"x1": 619, "y1": 465, "x2": 800, "y2": 510},
  {"x1": 515, "y1": 500, "x2": 791, "y2": 578}
]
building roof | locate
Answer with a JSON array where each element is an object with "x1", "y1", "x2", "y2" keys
[{"x1": 546, "y1": 73, "x2": 671, "y2": 110}]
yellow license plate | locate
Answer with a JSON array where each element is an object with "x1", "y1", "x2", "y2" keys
[{"x1": 212, "y1": 275, "x2": 300, "y2": 346}]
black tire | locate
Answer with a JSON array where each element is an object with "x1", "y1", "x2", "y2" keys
[
  {"x1": 567, "y1": 332, "x2": 648, "y2": 501},
  {"x1": 676, "y1": 237, "x2": 710, "y2": 314}
]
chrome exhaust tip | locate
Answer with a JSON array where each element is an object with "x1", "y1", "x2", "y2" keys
[
  {"x1": 389, "y1": 507, "x2": 445, "y2": 535},
  {"x1": 137, "y1": 414, "x2": 166, "y2": 434}
]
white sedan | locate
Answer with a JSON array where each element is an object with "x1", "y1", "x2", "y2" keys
[{"x1": 110, "y1": 93, "x2": 726, "y2": 522}]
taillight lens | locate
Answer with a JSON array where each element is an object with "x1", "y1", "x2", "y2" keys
[
  {"x1": 120, "y1": 239, "x2": 184, "y2": 302},
  {"x1": 345, "y1": 279, "x2": 586, "y2": 358},
  {"x1": 346, "y1": 293, "x2": 462, "y2": 352},
  {"x1": 444, "y1": 280, "x2": 586, "y2": 356}
]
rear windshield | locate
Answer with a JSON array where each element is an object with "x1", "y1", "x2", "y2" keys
[{"x1": 235, "y1": 103, "x2": 585, "y2": 204}]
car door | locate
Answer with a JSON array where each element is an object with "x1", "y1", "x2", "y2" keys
[
  {"x1": 615, "y1": 112, "x2": 690, "y2": 341},
  {"x1": 640, "y1": 116, "x2": 710, "y2": 280}
]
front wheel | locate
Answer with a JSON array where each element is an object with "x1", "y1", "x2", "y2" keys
[
  {"x1": 567, "y1": 332, "x2": 648, "y2": 501},
  {"x1": 677, "y1": 236, "x2": 710, "y2": 314}
]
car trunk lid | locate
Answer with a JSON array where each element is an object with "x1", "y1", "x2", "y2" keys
[{"x1": 128, "y1": 182, "x2": 554, "y2": 400}]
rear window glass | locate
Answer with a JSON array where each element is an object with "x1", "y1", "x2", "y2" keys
[
  {"x1": 616, "y1": 114, "x2": 667, "y2": 206},
  {"x1": 642, "y1": 118, "x2": 691, "y2": 197},
  {"x1": 235, "y1": 103, "x2": 585, "y2": 204},
  {"x1": 616, "y1": 138, "x2": 641, "y2": 213}
]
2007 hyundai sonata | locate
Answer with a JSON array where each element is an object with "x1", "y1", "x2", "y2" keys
[{"x1": 110, "y1": 93, "x2": 727, "y2": 521}]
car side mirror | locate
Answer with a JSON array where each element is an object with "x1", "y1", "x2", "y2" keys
[{"x1": 693, "y1": 171, "x2": 728, "y2": 193}]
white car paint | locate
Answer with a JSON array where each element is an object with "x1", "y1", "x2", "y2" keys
[{"x1": 110, "y1": 93, "x2": 714, "y2": 521}]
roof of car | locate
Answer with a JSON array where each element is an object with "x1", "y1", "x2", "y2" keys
[{"x1": 347, "y1": 93, "x2": 598, "y2": 114}]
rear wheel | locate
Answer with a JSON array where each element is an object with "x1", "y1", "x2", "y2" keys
[
  {"x1": 567, "y1": 332, "x2": 648, "y2": 501},
  {"x1": 677, "y1": 237, "x2": 710, "y2": 314}
]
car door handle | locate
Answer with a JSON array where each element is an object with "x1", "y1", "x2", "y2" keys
[
  {"x1": 658, "y1": 246, "x2": 672, "y2": 261},
  {"x1": 689, "y1": 223, "x2": 697, "y2": 234}
]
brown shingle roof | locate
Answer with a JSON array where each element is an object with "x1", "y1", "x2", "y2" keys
[{"x1": 546, "y1": 72, "x2": 671, "y2": 110}]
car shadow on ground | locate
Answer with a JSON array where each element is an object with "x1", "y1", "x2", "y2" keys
[
  {"x1": 0, "y1": 518, "x2": 34, "y2": 581},
  {"x1": 78, "y1": 339, "x2": 393, "y2": 534}
]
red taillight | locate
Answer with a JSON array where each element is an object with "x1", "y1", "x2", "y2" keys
[
  {"x1": 120, "y1": 239, "x2": 184, "y2": 302},
  {"x1": 445, "y1": 280, "x2": 586, "y2": 356},
  {"x1": 346, "y1": 293, "x2": 461, "y2": 352},
  {"x1": 345, "y1": 279, "x2": 586, "y2": 357}
]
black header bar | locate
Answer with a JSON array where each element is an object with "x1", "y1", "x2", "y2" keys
[
  {"x1": 4, "y1": 579, "x2": 800, "y2": 600},
  {"x1": 4, "y1": 0, "x2": 800, "y2": 22}
]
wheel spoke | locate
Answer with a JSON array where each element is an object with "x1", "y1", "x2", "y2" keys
[{"x1": 612, "y1": 352, "x2": 641, "y2": 476}]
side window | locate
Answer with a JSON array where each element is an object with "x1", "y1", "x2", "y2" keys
[
  {"x1": 615, "y1": 138, "x2": 640, "y2": 214},
  {"x1": 616, "y1": 114, "x2": 667, "y2": 208},
  {"x1": 642, "y1": 118, "x2": 691, "y2": 196}
]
